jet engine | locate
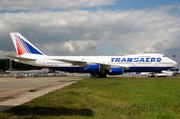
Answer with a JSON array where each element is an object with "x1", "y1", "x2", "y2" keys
[
  {"x1": 85, "y1": 65, "x2": 100, "y2": 74},
  {"x1": 109, "y1": 67, "x2": 123, "y2": 75}
]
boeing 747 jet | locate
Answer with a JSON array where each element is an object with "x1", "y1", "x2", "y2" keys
[{"x1": 5, "y1": 33, "x2": 177, "y2": 78}]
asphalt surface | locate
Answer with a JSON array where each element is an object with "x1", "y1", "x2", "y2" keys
[{"x1": 0, "y1": 77, "x2": 83, "y2": 112}]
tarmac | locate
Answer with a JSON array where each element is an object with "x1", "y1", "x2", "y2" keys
[{"x1": 0, "y1": 77, "x2": 83, "y2": 112}]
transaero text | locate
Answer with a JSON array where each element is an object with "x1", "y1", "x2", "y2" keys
[{"x1": 111, "y1": 58, "x2": 162, "y2": 62}]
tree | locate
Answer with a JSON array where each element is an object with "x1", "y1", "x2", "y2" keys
[{"x1": 0, "y1": 58, "x2": 40, "y2": 71}]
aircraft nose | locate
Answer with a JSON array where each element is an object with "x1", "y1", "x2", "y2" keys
[{"x1": 173, "y1": 61, "x2": 178, "y2": 67}]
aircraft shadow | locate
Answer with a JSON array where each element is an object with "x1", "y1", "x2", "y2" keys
[
  {"x1": 0, "y1": 105, "x2": 14, "y2": 112},
  {"x1": 2, "y1": 105, "x2": 93, "y2": 117}
]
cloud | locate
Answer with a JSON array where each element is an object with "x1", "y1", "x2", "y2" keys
[
  {"x1": 178, "y1": 6, "x2": 180, "y2": 11},
  {"x1": 156, "y1": 5, "x2": 175, "y2": 11},
  {"x1": 0, "y1": 6, "x2": 180, "y2": 64},
  {"x1": 0, "y1": 0, "x2": 114, "y2": 11},
  {"x1": 42, "y1": 40, "x2": 97, "y2": 56},
  {"x1": 117, "y1": 52, "x2": 132, "y2": 56}
]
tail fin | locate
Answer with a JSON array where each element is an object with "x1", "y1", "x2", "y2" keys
[{"x1": 10, "y1": 33, "x2": 45, "y2": 56}]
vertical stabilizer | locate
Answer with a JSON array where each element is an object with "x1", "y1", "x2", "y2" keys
[{"x1": 10, "y1": 33, "x2": 44, "y2": 56}]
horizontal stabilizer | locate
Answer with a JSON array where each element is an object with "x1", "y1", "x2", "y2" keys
[{"x1": 4, "y1": 55, "x2": 36, "y2": 61}]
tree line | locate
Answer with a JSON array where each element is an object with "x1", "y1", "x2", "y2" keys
[{"x1": 0, "y1": 58, "x2": 40, "y2": 72}]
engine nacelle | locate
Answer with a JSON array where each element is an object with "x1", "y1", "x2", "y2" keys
[
  {"x1": 109, "y1": 67, "x2": 123, "y2": 75},
  {"x1": 85, "y1": 65, "x2": 100, "y2": 74}
]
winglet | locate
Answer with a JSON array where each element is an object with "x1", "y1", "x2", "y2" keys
[{"x1": 10, "y1": 33, "x2": 45, "y2": 56}]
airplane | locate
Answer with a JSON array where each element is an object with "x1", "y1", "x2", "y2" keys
[{"x1": 5, "y1": 33, "x2": 177, "y2": 78}]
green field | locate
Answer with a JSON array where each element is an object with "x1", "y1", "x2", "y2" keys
[{"x1": 1, "y1": 77, "x2": 180, "y2": 119}]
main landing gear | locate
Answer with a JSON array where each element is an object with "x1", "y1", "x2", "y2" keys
[
  {"x1": 90, "y1": 74, "x2": 107, "y2": 78},
  {"x1": 90, "y1": 70, "x2": 107, "y2": 78},
  {"x1": 90, "y1": 74, "x2": 98, "y2": 78}
]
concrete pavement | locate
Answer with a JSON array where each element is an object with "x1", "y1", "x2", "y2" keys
[{"x1": 0, "y1": 77, "x2": 83, "y2": 112}]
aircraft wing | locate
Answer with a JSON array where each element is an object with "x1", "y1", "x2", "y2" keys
[
  {"x1": 53, "y1": 59, "x2": 88, "y2": 67},
  {"x1": 54, "y1": 59, "x2": 87, "y2": 63},
  {"x1": 4, "y1": 55, "x2": 36, "y2": 61},
  {"x1": 93, "y1": 62, "x2": 129, "y2": 70},
  {"x1": 53, "y1": 59, "x2": 129, "y2": 70}
]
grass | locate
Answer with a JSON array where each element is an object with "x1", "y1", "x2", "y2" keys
[{"x1": 1, "y1": 77, "x2": 180, "y2": 119}]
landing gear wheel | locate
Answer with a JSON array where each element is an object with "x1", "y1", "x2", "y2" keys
[
  {"x1": 98, "y1": 70, "x2": 107, "y2": 78},
  {"x1": 90, "y1": 74, "x2": 98, "y2": 78},
  {"x1": 98, "y1": 73, "x2": 107, "y2": 78}
]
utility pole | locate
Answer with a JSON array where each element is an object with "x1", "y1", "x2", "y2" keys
[
  {"x1": 172, "y1": 55, "x2": 176, "y2": 74},
  {"x1": 9, "y1": 49, "x2": 13, "y2": 76},
  {"x1": 91, "y1": 46, "x2": 96, "y2": 56}
]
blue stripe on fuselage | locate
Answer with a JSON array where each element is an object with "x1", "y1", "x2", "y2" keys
[
  {"x1": 125, "y1": 67, "x2": 173, "y2": 72},
  {"x1": 43, "y1": 66, "x2": 172, "y2": 73}
]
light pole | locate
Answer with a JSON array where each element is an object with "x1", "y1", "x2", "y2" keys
[
  {"x1": 9, "y1": 49, "x2": 13, "y2": 76},
  {"x1": 172, "y1": 55, "x2": 176, "y2": 74}
]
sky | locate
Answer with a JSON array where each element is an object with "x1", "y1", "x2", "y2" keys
[{"x1": 0, "y1": 0, "x2": 180, "y2": 67}]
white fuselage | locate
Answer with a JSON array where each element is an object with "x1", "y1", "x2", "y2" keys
[{"x1": 15, "y1": 53, "x2": 177, "y2": 73}]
